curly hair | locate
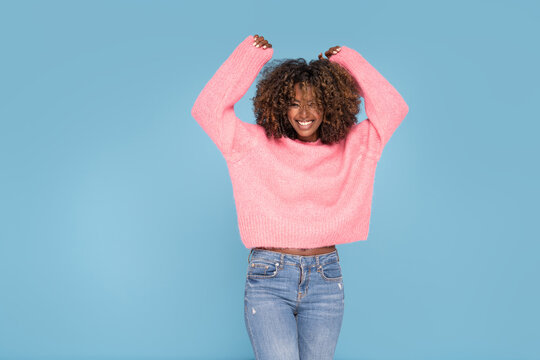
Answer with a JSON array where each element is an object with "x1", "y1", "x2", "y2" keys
[{"x1": 252, "y1": 57, "x2": 362, "y2": 145}]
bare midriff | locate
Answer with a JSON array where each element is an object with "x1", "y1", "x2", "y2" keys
[{"x1": 254, "y1": 245, "x2": 336, "y2": 256}]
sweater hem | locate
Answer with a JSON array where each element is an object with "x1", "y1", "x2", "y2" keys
[{"x1": 237, "y1": 214, "x2": 371, "y2": 249}]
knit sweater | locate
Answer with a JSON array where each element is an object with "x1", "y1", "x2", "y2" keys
[{"x1": 191, "y1": 35, "x2": 409, "y2": 249}]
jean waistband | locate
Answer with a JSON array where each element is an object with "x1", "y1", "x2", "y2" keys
[{"x1": 248, "y1": 248, "x2": 340, "y2": 266}]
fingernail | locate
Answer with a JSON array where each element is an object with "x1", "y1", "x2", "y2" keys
[
  {"x1": 256, "y1": 44, "x2": 260, "y2": 47},
  {"x1": 262, "y1": 45, "x2": 266, "y2": 49},
  {"x1": 253, "y1": 42, "x2": 257, "y2": 46}
]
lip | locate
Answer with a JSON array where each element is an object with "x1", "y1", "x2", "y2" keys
[{"x1": 296, "y1": 120, "x2": 314, "y2": 130}]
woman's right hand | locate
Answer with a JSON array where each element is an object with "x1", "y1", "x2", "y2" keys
[{"x1": 253, "y1": 34, "x2": 272, "y2": 49}]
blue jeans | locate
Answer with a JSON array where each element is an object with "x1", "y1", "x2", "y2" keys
[{"x1": 244, "y1": 248, "x2": 345, "y2": 360}]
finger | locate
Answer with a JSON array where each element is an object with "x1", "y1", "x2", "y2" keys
[
  {"x1": 255, "y1": 37, "x2": 265, "y2": 47},
  {"x1": 318, "y1": 52, "x2": 323, "y2": 60},
  {"x1": 253, "y1": 35, "x2": 264, "y2": 46}
]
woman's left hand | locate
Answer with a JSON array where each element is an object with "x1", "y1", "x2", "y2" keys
[{"x1": 318, "y1": 46, "x2": 342, "y2": 60}]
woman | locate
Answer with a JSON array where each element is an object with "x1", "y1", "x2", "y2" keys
[{"x1": 191, "y1": 34, "x2": 408, "y2": 359}]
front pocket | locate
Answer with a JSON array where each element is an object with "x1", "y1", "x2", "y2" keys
[
  {"x1": 247, "y1": 260, "x2": 279, "y2": 278},
  {"x1": 319, "y1": 261, "x2": 343, "y2": 281}
]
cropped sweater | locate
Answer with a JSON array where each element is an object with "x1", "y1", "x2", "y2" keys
[{"x1": 191, "y1": 35, "x2": 409, "y2": 249}]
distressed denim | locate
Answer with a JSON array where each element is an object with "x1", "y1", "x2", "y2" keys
[{"x1": 244, "y1": 248, "x2": 345, "y2": 360}]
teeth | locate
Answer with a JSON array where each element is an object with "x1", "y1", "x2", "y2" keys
[{"x1": 298, "y1": 120, "x2": 313, "y2": 125}]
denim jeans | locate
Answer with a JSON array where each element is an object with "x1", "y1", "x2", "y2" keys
[{"x1": 244, "y1": 248, "x2": 345, "y2": 360}]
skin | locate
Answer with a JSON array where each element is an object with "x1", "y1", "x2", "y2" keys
[
  {"x1": 287, "y1": 83, "x2": 323, "y2": 142},
  {"x1": 252, "y1": 34, "x2": 341, "y2": 255}
]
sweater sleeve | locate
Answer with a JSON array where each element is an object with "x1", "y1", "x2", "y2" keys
[
  {"x1": 191, "y1": 35, "x2": 274, "y2": 157},
  {"x1": 329, "y1": 46, "x2": 409, "y2": 154}
]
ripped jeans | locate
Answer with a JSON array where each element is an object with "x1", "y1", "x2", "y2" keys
[{"x1": 244, "y1": 248, "x2": 345, "y2": 360}]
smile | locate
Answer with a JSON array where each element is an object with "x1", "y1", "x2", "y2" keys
[{"x1": 296, "y1": 120, "x2": 314, "y2": 129}]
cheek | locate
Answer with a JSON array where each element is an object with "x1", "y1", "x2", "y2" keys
[{"x1": 287, "y1": 110, "x2": 295, "y2": 122}]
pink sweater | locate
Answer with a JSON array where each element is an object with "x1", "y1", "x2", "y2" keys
[{"x1": 191, "y1": 35, "x2": 409, "y2": 249}]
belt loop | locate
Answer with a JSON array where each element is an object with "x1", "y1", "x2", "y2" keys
[
  {"x1": 335, "y1": 248, "x2": 340, "y2": 262},
  {"x1": 316, "y1": 255, "x2": 320, "y2": 267},
  {"x1": 280, "y1": 253, "x2": 284, "y2": 267},
  {"x1": 248, "y1": 248, "x2": 254, "y2": 264}
]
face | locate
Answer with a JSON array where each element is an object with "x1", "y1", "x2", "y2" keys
[{"x1": 287, "y1": 83, "x2": 323, "y2": 142}]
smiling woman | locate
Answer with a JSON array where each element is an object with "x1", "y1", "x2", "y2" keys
[{"x1": 191, "y1": 33, "x2": 409, "y2": 360}]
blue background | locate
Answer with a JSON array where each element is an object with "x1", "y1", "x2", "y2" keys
[{"x1": 1, "y1": 0, "x2": 539, "y2": 359}]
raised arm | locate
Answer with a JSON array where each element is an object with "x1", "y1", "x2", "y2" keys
[
  {"x1": 328, "y1": 46, "x2": 409, "y2": 153},
  {"x1": 191, "y1": 35, "x2": 274, "y2": 157}
]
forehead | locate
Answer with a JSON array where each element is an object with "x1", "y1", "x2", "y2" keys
[{"x1": 293, "y1": 83, "x2": 315, "y2": 100}]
